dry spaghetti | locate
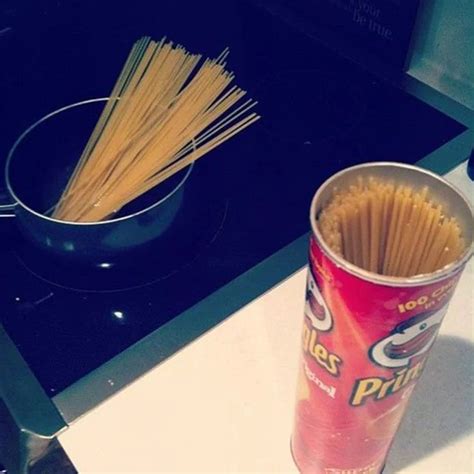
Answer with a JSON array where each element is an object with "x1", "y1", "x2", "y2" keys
[
  {"x1": 318, "y1": 177, "x2": 466, "y2": 277},
  {"x1": 53, "y1": 36, "x2": 260, "y2": 222}
]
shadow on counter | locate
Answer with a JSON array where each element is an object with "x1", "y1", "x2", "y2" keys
[{"x1": 386, "y1": 335, "x2": 474, "y2": 472}]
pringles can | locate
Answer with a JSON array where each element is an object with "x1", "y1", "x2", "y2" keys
[{"x1": 291, "y1": 162, "x2": 473, "y2": 474}]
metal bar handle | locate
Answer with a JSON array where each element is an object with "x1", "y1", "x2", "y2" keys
[{"x1": 0, "y1": 195, "x2": 17, "y2": 218}]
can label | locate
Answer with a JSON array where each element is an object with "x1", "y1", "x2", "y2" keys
[{"x1": 292, "y1": 236, "x2": 461, "y2": 473}]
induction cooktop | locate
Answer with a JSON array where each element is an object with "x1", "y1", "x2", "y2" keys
[{"x1": 0, "y1": 0, "x2": 467, "y2": 429}]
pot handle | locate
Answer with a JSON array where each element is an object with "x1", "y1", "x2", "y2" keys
[{"x1": 0, "y1": 189, "x2": 16, "y2": 218}]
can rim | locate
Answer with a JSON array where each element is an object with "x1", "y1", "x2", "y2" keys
[{"x1": 310, "y1": 161, "x2": 474, "y2": 287}]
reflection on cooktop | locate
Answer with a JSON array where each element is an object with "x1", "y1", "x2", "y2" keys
[{"x1": 15, "y1": 190, "x2": 228, "y2": 292}]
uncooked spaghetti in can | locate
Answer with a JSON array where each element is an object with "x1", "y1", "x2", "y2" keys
[{"x1": 292, "y1": 162, "x2": 473, "y2": 474}]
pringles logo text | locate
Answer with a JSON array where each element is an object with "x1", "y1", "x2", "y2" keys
[
  {"x1": 350, "y1": 359, "x2": 425, "y2": 406},
  {"x1": 303, "y1": 268, "x2": 342, "y2": 377}
]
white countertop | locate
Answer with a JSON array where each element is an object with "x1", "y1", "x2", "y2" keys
[{"x1": 59, "y1": 163, "x2": 474, "y2": 474}]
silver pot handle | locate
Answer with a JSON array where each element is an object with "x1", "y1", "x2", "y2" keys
[{"x1": 0, "y1": 201, "x2": 17, "y2": 218}]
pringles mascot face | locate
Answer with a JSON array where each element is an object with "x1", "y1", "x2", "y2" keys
[
  {"x1": 305, "y1": 269, "x2": 333, "y2": 332},
  {"x1": 370, "y1": 305, "x2": 448, "y2": 368}
]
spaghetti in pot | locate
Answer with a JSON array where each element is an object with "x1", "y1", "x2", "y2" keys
[{"x1": 53, "y1": 37, "x2": 260, "y2": 222}]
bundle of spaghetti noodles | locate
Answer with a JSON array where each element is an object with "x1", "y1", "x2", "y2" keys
[
  {"x1": 318, "y1": 177, "x2": 466, "y2": 277},
  {"x1": 53, "y1": 36, "x2": 260, "y2": 222}
]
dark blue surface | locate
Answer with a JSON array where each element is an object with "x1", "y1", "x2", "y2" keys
[
  {"x1": 468, "y1": 149, "x2": 474, "y2": 181},
  {"x1": 0, "y1": 1, "x2": 466, "y2": 396}
]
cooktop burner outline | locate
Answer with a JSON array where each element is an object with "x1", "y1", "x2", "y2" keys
[{"x1": 14, "y1": 199, "x2": 229, "y2": 293}]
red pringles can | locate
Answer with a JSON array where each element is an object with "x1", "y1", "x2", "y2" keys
[{"x1": 291, "y1": 163, "x2": 473, "y2": 473}]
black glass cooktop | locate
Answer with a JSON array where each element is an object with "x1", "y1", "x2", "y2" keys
[{"x1": 0, "y1": 1, "x2": 466, "y2": 398}]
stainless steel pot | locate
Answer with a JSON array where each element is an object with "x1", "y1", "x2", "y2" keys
[{"x1": 0, "y1": 98, "x2": 193, "y2": 262}]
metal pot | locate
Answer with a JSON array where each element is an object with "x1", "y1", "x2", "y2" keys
[{"x1": 0, "y1": 98, "x2": 193, "y2": 262}]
